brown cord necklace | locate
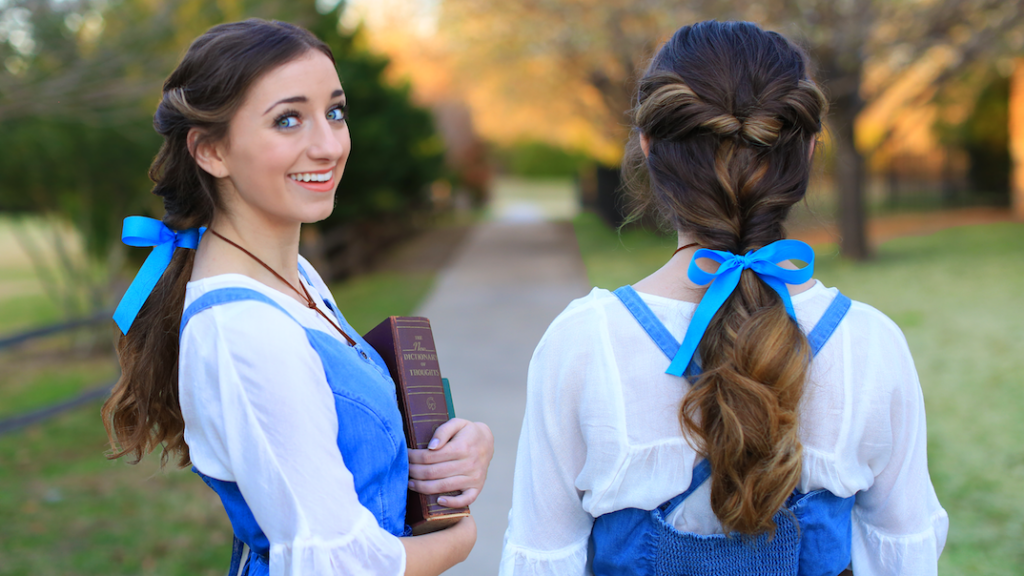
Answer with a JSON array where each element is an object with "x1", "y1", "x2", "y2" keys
[
  {"x1": 207, "y1": 229, "x2": 356, "y2": 346},
  {"x1": 672, "y1": 242, "x2": 702, "y2": 256}
]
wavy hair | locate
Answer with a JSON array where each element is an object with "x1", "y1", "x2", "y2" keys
[
  {"x1": 102, "y1": 19, "x2": 333, "y2": 467},
  {"x1": 623, "y1": 21, "x2": 828, "y2": 535}
]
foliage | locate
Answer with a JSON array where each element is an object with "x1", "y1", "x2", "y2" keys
[
  {"x1": 573, "y1": 212, "x2": 1024, "y2": 574},
  {"x1": 945, "y1": 74, "x2": 1012, "y2": 197},
  {"x1": 492, "y1": 141, "x2": 592, "y2": 179}
]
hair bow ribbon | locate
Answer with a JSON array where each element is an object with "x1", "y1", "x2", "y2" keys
[
  {"x1": 113, "y1": 216, "x2": 204, "y2": 334},
  {"x1": 667, "y1": 239, "x2": 815, "y2": 377}
]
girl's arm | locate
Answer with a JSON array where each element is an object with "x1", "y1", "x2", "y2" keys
[
  {"x1": 498, "y1": 307, "x2": 600, "y2": 576},
  {"x1": 400, "y1": 515, "x2": 477, "y2": 576}
]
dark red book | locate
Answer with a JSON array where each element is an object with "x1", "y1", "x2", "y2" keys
[{"x1": 363, "y1": 316, "x2": 470, "y2": 535}]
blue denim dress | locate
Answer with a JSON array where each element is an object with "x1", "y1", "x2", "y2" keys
[
  {"x1": 589, "y1": 286, "x2": 854, "y2": 576},
  {"x1": 179, "y1": 273, "x2": 410, "y2": 576}
]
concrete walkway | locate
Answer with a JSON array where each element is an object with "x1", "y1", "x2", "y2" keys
[{"x1": 415, "y1": 179, "x2": 591, "y2": 575}]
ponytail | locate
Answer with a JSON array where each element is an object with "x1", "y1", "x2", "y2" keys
[{"x1": 623, "y1": 21, "x2": 828, "y2": 534}]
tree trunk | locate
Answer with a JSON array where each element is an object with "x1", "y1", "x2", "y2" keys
[
  {"x1": 1010, "y1": 58, "x2": 1024, "y2": 221},
  {"x1": 829, "y1": 91, "x2": 870, "y2": 260}
]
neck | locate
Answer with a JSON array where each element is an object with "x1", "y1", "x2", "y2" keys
[
  {"x1": 191, "y1": 208, "x2": 304, "y2": 296},
  {"x1": 632, "y1": 231, "x2": 706, "y2": 302},
  {"x1": 633, "y1": 230, "x2": 816, "y2": 301},
  {"x1": 210, "y1": 211, "x2": 300, "y2": 275}
]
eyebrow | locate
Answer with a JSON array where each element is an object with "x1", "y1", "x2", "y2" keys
[{"x1": 263, "y1": 90, "x2": 346, "y2": 115}]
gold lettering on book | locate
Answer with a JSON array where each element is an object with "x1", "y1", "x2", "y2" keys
[
  {"x1": 409, "y1": 369, "x2": 441, "y2": 377},
  {"x1": 402, "y1": 352, "x2": 438, "y2": 361}
]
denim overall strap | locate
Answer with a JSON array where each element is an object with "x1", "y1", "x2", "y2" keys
[
  {"x1": 659, "y1": 459, "x2": 712, "y2": 516},
  {"x1": 613, "y1": 286, "x2": 679, "y2": 359},
  {"x1": 613, "y1": 286, "x2": 702, "y2": 376},
  {"x1": 298, "y1": 261, "x2": 349, "y2": 329},
  {"x1": 614, "y1": 286, "x2": 851, "y2": 368},
  {"x1": 806, "y1": 292, "x2": 851, "y2": 355},
  {"x1": 180, "y1": 288, "x2": 295, "y2": 340}
]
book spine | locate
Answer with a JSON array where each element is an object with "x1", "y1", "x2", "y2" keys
[
  {"x1": 363, "y1": 316, "x2": 470, "y2": 533},
  {"x1": 392, "y1": 318, "x2": 467, "y2": 519},
  {"x1": 393, "y1": 318, "x2": 448, "y2": 450}
]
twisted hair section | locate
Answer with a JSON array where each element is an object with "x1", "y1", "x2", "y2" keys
[
  {"x1": 103, "y1": 19, "x2": 333, "y2": 467},
  {"x1": 623, "y1": 21, "x2": 827, "y2": 534}
]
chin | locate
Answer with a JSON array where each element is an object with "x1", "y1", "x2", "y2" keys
[
  {"x1": 295, "y1": 194, "x2": 337, "y2": 224},
  {"x1": 303, "y1": 204, "x2": 336, "y2": 224}
]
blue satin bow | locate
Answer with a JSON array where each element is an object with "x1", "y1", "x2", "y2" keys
[
  {"x1": 666, "y1": 239, "x2": 815, "y2": 376},
  {"x1": 113, "y1": 216, "x2": 204, "y2": 334}
]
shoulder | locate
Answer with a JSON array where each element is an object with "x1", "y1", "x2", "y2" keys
[
  {"x1": 540, "y1": 287, "x2": 620, "y2": 338},
  {"x1": 527, "y1": 288, "x2": 626, "y2": 405},
  {"x1": 797, "y1": 281, "x2": 912, "y2": 359},
  {"x1": 533, "y1": 288, "x2": 620, "y2": 356},
  {"x1": 825, "y1": 286, "x2": 916, "y2": 374},
  {"x1": 793, "y1": 283, "x2": 918, "y2": 417},
  {"x1": 181, "y1": 276, "x2": 315, "y2": 361}
]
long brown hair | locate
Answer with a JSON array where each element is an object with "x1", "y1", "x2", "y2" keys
[
  {"x1": 102, "y1": 19, "x2": 334, "y2": 467},
  {"x1": 623, "y1": 21, "x2": 828, "y2": 535}
]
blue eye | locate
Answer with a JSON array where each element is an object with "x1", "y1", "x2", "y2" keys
[
  {"x1": 275, "y1": 113, "x2": 300, "y2": 128},
  {"x1": 327, "y1": 106, "x2": 346, "y2": 122}
]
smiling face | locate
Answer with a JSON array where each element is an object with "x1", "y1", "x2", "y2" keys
[{"x1": 197, "y1": 50, "x2": 349, "y2": 231}]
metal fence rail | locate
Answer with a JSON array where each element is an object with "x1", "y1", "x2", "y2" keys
[
  {"x1": 0, "y1": 311, "x2": 111, "y2": 350},
  {"x1": 0, "y1": 381, "x2": 115, "y2": 435},
  {"x1": 0, "y1": 312, "x2": 115, "y2": 435}
]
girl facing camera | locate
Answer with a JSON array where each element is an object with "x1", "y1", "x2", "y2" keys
[
  {"x1": 104, "y1": 19, "x2": 492, "y2": 576},
  {"x1": 501, "y1": 21, "x2": 947, "y2": 576}
]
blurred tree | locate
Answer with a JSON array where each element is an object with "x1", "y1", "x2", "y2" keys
[
  {"x1": 940, "y1": 73, "x2": 1011, "y2": 198},
  {"x1": 1012, "y1": 58, "x2": 1024, "y2": 220},
  {"x1": 439, "y1": 0, "x2": 1024, "y2": 259},
  {"x1": 494, "y1": 141, "x2": 591, "y2": 179}
]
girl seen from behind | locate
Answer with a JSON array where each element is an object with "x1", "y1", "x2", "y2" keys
[
  {"x1": 501, "y1": 21, "x2": 947, "y2": 576},
  {"x1": 103, "y1": 19, "x2": 492, "y2": 576}
]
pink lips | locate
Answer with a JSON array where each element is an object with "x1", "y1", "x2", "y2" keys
[{"x1": 289, "y1": 168, "x2": 336, "y2": 192}]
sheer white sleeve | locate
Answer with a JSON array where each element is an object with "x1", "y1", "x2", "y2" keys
[
  {"x1": 844, "y1": 304, "x2": 949, "y2": 576},
  {"x1": 179, "y1": 299, "x2": 406, "y2": 576},
  {"x1": 500, "y1": 301, "x2": 605, "y2": 576}
]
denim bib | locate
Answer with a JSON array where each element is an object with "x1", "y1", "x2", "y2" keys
[
  {"x1": 180, "y1": 275, "x2": 410, "y2": 576},
  {"x1": 589, "y1": 286, "x2": 854, "y2": 576}
]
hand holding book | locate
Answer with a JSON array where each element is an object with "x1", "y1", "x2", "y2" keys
[
  {"x1": 364, "y1": 316, "x2": 494, "y2": 534},
  {"x1": 408, "y1": 417, "x2": 494, "y2": 508}
]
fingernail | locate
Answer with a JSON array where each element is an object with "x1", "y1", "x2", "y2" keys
[
  {"x1": 438, "y1": 497, "x2": 448, "y2": 506},
  {"x1": 428, "y1": 439, "x2": 440, "y2": 450},
  {"x1": 408, "y1": 480, "x2": 415, "y2": 489}
]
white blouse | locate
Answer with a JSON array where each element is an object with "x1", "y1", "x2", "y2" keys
[
  {"x1": 178, "y1": 256, "x2": 406, "y2": 576},
  {"x1": 500, "y1": 281, "x2": 948, "y2": 576}
]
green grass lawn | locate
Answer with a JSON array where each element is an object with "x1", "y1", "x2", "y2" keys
[
  {"x1": 573, "y1": 212, "x2": 1024, "y2": 575},
  {"x1": 0, "y1": 267, "x2": 437, "y2": 575}
]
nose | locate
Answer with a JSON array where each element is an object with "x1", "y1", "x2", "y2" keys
[{"x1": 308, "y1": 116, "x2": 347, "y2": 163}]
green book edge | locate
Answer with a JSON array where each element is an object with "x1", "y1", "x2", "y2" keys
[{"x1": 441, "y1": 378, "x2": 455, "y2": 419}]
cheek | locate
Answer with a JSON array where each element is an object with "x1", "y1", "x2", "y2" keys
[{"x1": 339, "y1": 126, "x2": 352, "y2": 160}]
